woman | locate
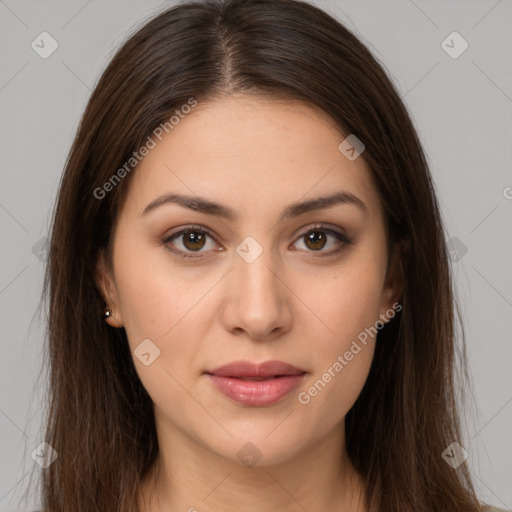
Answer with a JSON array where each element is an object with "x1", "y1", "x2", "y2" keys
[{"x1": 24, "y1": 0, "x2": 508, "y2": 510}]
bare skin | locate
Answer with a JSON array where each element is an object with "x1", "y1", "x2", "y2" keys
[{"x1": 96, "y1": 94, "x2": 401, "y2": 512}]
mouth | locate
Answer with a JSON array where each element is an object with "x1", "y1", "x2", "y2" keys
[
  {"x1": 206, "y1": 359, "x2": 306, "y2": 378},
  {"x1": 227, "y1": 376, "x2": 293, "y2": 381},
  {"x1": 205, "y1": 360, "x2": 307, "y2": 407}
]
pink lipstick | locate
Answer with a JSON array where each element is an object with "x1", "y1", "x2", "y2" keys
[{"x1": 205, "y1": 360, "x2": 306, "y2": 407}]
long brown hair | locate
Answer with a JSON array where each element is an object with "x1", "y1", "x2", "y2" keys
[{"x1": 24, "y1": 0, "x2": 484, "y2": 510}]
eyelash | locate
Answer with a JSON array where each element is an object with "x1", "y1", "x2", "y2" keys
[{"x1": 162, "y1": 223, "x2": 352, "y2": 260}]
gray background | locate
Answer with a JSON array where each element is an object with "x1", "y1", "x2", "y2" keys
[{"x1": 0, "y1": 0, "x2": 511, "y2": 510}]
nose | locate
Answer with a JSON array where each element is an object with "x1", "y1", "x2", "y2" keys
[{"x1": 220, "y1": 242, "x2": 293, "y2": 341}]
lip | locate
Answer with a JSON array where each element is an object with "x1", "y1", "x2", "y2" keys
[
  {"x1": 207, "y1": 360, "x2": 306, "y2": 378},
  {"x1": 205, "y1": 360, "x2": 307, "y2": 407}
]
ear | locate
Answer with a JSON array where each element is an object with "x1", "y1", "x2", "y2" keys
[
  {"x1": 379, "y1": 238, "x2": 406, "y2": 323},
  {"x1": 95, "y1": 249, "x2": 123, "y2": 328}
]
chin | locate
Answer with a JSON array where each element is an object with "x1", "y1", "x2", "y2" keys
[{"x1": 202, "y1": 428, "x2": 307, "y2": 468}]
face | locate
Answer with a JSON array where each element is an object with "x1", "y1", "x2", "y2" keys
[{"x1": 96, "y1": 94, "x2": 400, "y2": 467}]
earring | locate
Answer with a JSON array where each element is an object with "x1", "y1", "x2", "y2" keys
[{"x1": 103, "y1": 308, "x2": 113, "y2": 319}]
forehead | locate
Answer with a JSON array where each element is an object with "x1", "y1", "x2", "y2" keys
[{"x1": 120, "y1": 94, "x2": 383, "y2": 223}]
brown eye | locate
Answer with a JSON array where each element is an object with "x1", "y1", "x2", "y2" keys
[
  {"x1": 181, "y1": 230, "x2": 207, "y2": 251},
  {"x1": 303, "y1": 231, "x2": 328, "y2": 251},
  {"x1": 163, "y1": 226, "x2": 218, "y2": 259},
  {"x1": 163, "y1": 223, "x2": 351, "y2": 261},
  {"x1": 292, "y1": 225, "x2": 351, "y2": 257}
]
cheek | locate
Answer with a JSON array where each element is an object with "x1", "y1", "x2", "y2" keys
[
  {"x1": 113, "y1": 242, "x2": 208, "y2": 343},
  {"x1": 306, "y1": 259, "x2": 385, "y2": 344},
  {"x1": 113, "y1": 250, "x2": 206, "y2": 410},
  {"x1": 297, "y1": 284, "x2": 378, "y2": 424},
  {"x1": 294, "y1": 262, "x2": 383, "y2": 412},
  {"x1": 113, "y1": 244, "x2": 219, "y2": 404},
  {"x1": 299, "y1": 343, "x2": 375, "y2": 428}
]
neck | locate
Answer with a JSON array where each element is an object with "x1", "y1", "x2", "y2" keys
[{"x1": 138, "y1": 418, "x2": 367, "y2": 512}]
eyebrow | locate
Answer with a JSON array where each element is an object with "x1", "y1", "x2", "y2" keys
[{"x1": 141, "y1": 190, "x2": 368, "y2": 221}]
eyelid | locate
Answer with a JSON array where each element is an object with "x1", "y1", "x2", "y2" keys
[
  {"x1": 291, "y1": 223, "x2": 352, "y2": 256},
  {"x1": 165, "y1": 223, "x2": 217, "y2": 239},
  {"x1": 292, "y1": 222, "x2": 349, "y2": 241},
  {"x1": 162, "y1": 224, "x2": 221, "y2": 259},
  {"x1": 162, "y1": 223, "x2": 351, "y2": 259}
]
